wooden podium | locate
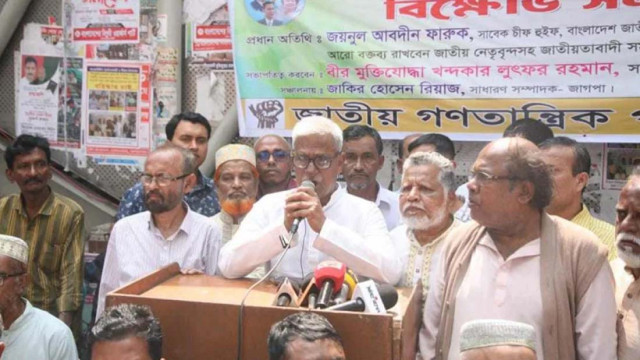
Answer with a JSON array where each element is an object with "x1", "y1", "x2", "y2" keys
[{"x1": 106, "y1": 263, "x2": 421, "y2": 360}]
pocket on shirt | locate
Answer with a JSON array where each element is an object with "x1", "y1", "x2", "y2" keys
[{"x1": 39, "y1": 243, "x2": 63, "y2": 273}]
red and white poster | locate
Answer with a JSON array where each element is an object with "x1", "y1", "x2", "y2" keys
[
  {"x1": 71, "y1": 0, "x2": 140, "y2": 44},
  {"x1": 83, "y1": 61, "x2": 152, "y2": 162}
]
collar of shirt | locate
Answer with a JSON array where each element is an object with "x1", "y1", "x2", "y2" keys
[
  {"x1": 478, "y1": 233, "x2": 541, "y2": 260},
  {"x1": 571, "y1": 203, "x2": 592, "y2": 223},
  {"x1": 14, "y1": 188, "x2": 55, "y2": 218},
  {"x1": 191, "y1": 170, "x2": 214, "y2": 193},
  {"x1": 218, "y1": 210, "x2": 245, "y2": 225},
  {"x1": 145, "y1": 202, "x2": 194, "y2": 241},
  {"x1": 407, "y1": 218, "x2": 459, "y2": 250},
  {"x1": 5, "y1": 298, "x2": 32, "y2": 333},
  {"x1": 375, "y1": 182, "x2": 398, "y2": 210}
]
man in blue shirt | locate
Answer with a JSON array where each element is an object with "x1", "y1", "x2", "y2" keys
[{"x1": 116, "y1": 112, "x2": 220, "y2": 220}]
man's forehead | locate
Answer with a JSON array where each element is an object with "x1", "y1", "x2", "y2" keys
[
  {"x1": 219, "y1": 160, "x2": 256, "y2": 175},
  {"x1": 145, "y1": 152, "x2": 181, "y2": 172},
  {"x1": 174, "y1": 121, "x2": 208, "y2": 136},
  {"x1": 294, "y1": 134, "x2": 338, "y2": 153},
  {"x1": 620, "y1": 177, "x2": 640, "y2": 205},
  {"x1": 256, "y1": 135, "x2": 289, "y2": 150}
]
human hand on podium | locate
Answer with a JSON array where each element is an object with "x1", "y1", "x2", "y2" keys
[{"x1": 180, "y1": 268, "x2": 204, "y2": 275}]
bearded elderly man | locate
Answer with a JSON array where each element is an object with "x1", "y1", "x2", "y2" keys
[
  {"x1": 420, "y1": 137, "x2": 616, "y2": 360},
  {"x1": 391, "y1": 152, "x2": 459, "y2": 301},
  {"x1": 211, "y1": 144, "x2": 259, "y2": 243},
  {"x1": 611, "y1": 169, "x2": 640, "y2": 359},
  {"x1": 254, "y1": 134, "x2": 296, "y2": 199},
  {"x1": 0, "y1": 235, "x2": 77, "y2": 359},
  {"x1": 97, "y1": 144, "x2": 222, "y2": 316},
  {"x1": 219, "y1": 116, "x2": 401, "y2": 284}
]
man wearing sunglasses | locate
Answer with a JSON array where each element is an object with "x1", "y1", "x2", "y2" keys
[
  {"x1": 254, "y1": 134, "x2": 296, "y2": 198},
  {"x1": 0, "y1": 235, "x2": 77, "y2": 359},
  {"x1": 219, "y1": 116, "x2": 401, "y2": 284},
  {"x1": 419, "y1": 137, "x2": 616, "y2": 360},
  {"x1": 96, "y1": 144, "x2": 222, "y2": 317}
]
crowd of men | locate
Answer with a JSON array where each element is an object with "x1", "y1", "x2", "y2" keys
[{"x1": 1, "y1": 112, "x2": 638, "y2": 359}]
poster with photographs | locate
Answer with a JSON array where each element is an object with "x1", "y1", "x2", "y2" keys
[
  {"x1": 602, "y1": 143, "x2": 640, "y2": 190},
  {"x1": 83, "y1": 61, "x2": 152, "y2": 161}
]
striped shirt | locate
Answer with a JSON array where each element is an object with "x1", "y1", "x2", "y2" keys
[
  {"x1": 0, "y1": 192, "x2": 85, "y2": 315},
  {"x1": 97, "y1": 205, "x2": 222, "y2": 316},
  {"x1": 572, "y1": 204, "x2": 617, "y2": 260}
]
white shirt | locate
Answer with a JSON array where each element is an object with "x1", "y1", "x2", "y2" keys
[
  {"x1": 375, "y1": 183, "x2": 401, "y2": 230},
  {"x1": 391, "y1": 220, "x2": 458, "y2": 301},
  {"x1": 1, "y1": 299, "x2": 78, "y2": 360},
  {"x1": 218, "y1": 186, "x2": 401, "y2": 284},
  {"x1": 98, "y1": 205, "x2": 222, "y2": 316},
  {"x1": 419, "y1": 233, "x2": 617, "y2": 360},
  {"x1": 453, "y1": 183, "x2": 471, "y2": 223}
]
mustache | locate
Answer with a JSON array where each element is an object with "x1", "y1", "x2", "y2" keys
[
  {"x1": 401, "y1": 203, "x2": 425, "y2": 213},
  {"x1": 144, "y1": 190, "x2": 164, "y2": 200},
  {"x1": 24, "y1": 177, "x2": 43, "y2": 184},
  {"x1": 617, "y1": 232, "x2": 640, "y2": 246}
]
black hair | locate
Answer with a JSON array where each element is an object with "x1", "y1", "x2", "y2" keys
[
  {"x1": 89, "y1": 304, "x2": 163, "y2": 360},
  {"x1": 268, "y1": 312, "x2": 343, "y2": 360},
  {"x1": 4, "y1": 134, "x2": 51, "y2": 169},
  {"x1": 343, "y1": 125, "x2": 383, "y2": 155},
  {"x1": 503, "y1": 118, "x2": 554, "y2": 146},
  {"x1": 165, "y1": 112, "x2": 211, "y2": 140},
  {"x1": 408, "y1": 133, "x2": 455, "y2": 161},
  {"x1": 539, "y1": 136, "x2": 591, "y2": 176}
]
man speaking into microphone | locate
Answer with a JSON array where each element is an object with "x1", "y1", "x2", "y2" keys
[{"x1": 218, "y1": 117, "x2": 401, "y2": 284}]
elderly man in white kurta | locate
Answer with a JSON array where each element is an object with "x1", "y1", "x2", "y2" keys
[
  {"x1": 218, "y1": 116, "x2": 401, "y2": 284},
  {"x1": 611, "y1": 170, "x2": 640, "y2": 359},
  {"x1": 0, "y1": 235, "x2": 77, "y2": 359},
  {"x1": 391, "y1": 152, "x2": 459, "y2": 301}
]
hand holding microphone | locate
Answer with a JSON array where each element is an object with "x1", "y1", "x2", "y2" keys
[{"x1": 284, "y1": 180, "x2": 326, "y2": 233}]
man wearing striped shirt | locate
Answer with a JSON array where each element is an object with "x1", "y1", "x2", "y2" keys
[
  {"x1": 0, "y1": 134, "x2": 85, "y2": 332},
  {"x1": 97, "y1": 144, "x2": 222, "y2": 316}
]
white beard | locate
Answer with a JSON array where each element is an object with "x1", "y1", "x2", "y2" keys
[
  {"x1": 617, "y1": 232, "x2": 640, "y2": 268},
  {"x1": 402, "y1": 205, "x2": 448, "y2": 232}
]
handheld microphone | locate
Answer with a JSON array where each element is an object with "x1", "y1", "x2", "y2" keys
[
  {"x1": 313, "y1": 261, "x2": 346, "y2": 309},
  {"x1": 289, "y1": 180, "x2": 315, "y2": 235},
  {"x1": 325, "y1": 280, "x2": 398, "y2": 314},
  {"x1": 273, "y1": 278, "x2": 300, "y2": 307}
]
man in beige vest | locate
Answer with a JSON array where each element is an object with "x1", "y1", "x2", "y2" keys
[
  {"x1": 419, "y1": 137, "x2": 617, "y2": 360},
  {"x1": 611, "y1": 169, "x2": 640, "y2": 359}
]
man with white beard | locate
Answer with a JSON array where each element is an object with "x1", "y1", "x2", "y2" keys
[
  {"x1": 390, "y1": 152, "x2": 459, "y2": 301},
  {"x1": 611, "y1": 169, "x2": 640, "y2": 359}
]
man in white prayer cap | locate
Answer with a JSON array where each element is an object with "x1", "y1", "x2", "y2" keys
[
  {"x1": 459, "y1": 319, "x2": 537, "y2": 360},
  {"x1": 0, "y1": 234, "x2": 77, "y2": 359}
]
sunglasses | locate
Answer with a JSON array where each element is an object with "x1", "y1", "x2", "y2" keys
[{"x1": 256, "y1": 150, "x2": 290, "y2": 163}]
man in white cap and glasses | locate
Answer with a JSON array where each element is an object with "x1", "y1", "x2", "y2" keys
[
  {"x1": 458, "y1": 320, "x2": 537, "y2": 360},
  {"x1": 0, "y1": 234, "x2": 77, "y2": 359}
]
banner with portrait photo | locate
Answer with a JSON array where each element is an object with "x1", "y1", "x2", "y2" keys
[
  {"x1": 83, "y1": 61, "x2": 152, "y2": 164},
  {"x1": 231, "y1": 0, "x2": 640, "y2": 141}
]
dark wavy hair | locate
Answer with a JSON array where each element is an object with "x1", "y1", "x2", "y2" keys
[
  {"x1": 89, "y1": 304, "x2": 163, "y2": 360},
  {"x1": 268, "y1": 312, "x2": 343, "y2": 360},
  {"x1": 504, "y1": 143, "x2": 553, "y2": 210}
]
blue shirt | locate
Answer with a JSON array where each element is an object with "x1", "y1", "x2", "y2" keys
[{"x1": 115, "y1": 170, "x2": 220, "y2": 221}]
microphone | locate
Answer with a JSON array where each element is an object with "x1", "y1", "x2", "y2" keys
[
  {"x1": 332, "y1": 268, "x2": 358, "y2": 305},
  {"x1": 273, "y1": 278, "x2": 300, "y2": 307},
  {"x1": 313, "y1": 261, "x2": 346, "y2": 309},
  {"x1": 289, "y1": 180, "x2": 315, "y2": 235},
  {"x1": 325, "y1": 280, "x2": 398, "y2": 314},
  {"x1": 296, "y1": 274, "x2": 318, "y2": 309}
]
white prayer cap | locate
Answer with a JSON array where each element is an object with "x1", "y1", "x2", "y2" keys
[
  {"x1": 459, "y1": 319, "x2": 536, "y2": 352},
  {"x1": 215, "y1": 144, "x2": 256, "y2": 171},
  {"x1": 0, "y1": 234, "x2": 28, "y2": 264}
]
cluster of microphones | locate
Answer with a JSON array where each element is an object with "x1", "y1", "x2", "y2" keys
[{"x1": 272, "y1": 260, "x2": 398, "y2": 314}]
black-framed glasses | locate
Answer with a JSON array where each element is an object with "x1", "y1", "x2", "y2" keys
[
  {"x1": 140, "y1": 173, "x2": 191, "y2": 187},
  {"x1": 292, "y1": 152, "x2": 339, "y2": 170},
  {"x1": 468, "y1": 170, "x2": 519, "y2": 184},
  {"x1": 0, "y1": 271, "x2": 25, "y2": 286},
  {"x1": 256, "y1": 150, "x2": 290, "y2": 163}
]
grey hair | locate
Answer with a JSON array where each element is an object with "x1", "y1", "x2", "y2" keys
[
  {"x1": 292, "y1": 116, "x2": 343, "y2": 152},
  {"x1": 153, "y1": 142, "x2": 197, "y2": 175},
  {"x1": 402, "y1": 151, "x2": 456, "y2": 193}
]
